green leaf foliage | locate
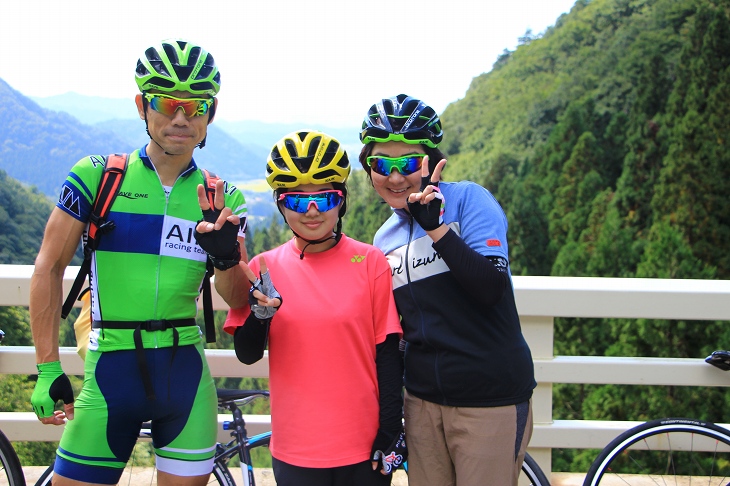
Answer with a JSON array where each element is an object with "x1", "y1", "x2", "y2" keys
[{"x1": 0, "y1": 170, "x2": 53, "y2": 264}]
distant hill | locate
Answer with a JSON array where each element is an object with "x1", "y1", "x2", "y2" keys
[
  {"x1": 29, "y1": 92, "x2": 139, "y2": 125},
  {"x1": 215, "y1": 120, "x2": 362, "y2": 161},
  {"x1": 30, "y1": 93, "x2": 362, "y2": 160},
  {"x1": 0, "y1": 169, "x2": 54, "y2": 264},
  {"x1": 91, "y1": 118, "x2": 268, "y2": 182},
  {"x1": 0, "y1": 80, "x2": 134, "y2": 196},
  {"x1": 0, "y1": 80, "x2": 277, "y2": 220}
]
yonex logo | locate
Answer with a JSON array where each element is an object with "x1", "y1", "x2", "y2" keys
[{"x1": 351, "y1": 255, "x2": 366, "y2": 263}]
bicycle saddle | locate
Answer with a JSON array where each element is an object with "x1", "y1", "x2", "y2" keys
[{"x1": 705, "y1": 350, "x2": 730, "y2": 371}]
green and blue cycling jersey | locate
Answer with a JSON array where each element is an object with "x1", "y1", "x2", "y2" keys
[{"x1": 57, "y1": 147, "x2": 247, "y2": 352}]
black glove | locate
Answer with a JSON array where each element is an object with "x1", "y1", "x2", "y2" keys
[
  {"x1": 407, "y1": 177, "x2": 445, "y2": 231},
  {"x1": 194, "y1": 207, "x2": 241, "y2": 270},
  {"x1": 371, "y1": 427, "x2": 407, "y2": 474}
]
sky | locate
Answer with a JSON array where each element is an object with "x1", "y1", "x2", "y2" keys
[{"x1": 1, "y1": 0, "x2": 577, "y2": 128}]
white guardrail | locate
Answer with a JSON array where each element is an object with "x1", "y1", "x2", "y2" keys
[{"x1": 1, "y1": 264, "x2": 730, "y2": 478}]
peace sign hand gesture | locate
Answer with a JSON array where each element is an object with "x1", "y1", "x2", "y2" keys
[
  {"x1": 243, "y1": 257, "x2": 283, "y2": 320},
  {"x1": 407, "y1": 156, "x2": 447, "y2": 231},
  {"x1": 194, "y1": 179, "x2": 242, "y2": 270}
]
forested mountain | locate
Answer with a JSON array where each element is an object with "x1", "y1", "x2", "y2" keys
[
  {"x1": 0, "y1": 171, "x2": 53, "y2": 265},
  {"x1": 440, "y1": 0, "x2": 729, "y2": 283},
  {"x1": 0, "y1": 80, "x2": 266, "y2": 196}
]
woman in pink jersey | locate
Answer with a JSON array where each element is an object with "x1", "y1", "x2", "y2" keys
[{"x1": 198, "y1": 130, "x2": 405, "y2": 486}]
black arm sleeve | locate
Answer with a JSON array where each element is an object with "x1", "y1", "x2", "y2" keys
[
  {"x1": 375, "y1": 333, "x2": 405, "y2": 435},
  {"x1": 233, "y1": 313, "x2": 271, "y2": 365},
  {"x1": 432, "y1": 227, "x2": 509, "y2": 307}
]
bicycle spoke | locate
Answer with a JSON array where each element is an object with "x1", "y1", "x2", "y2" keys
[{"x1": 584, "y1": 420, "x2": 730, "y2": 486}]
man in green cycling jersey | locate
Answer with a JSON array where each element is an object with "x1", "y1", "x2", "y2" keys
[{"x1": 29, "y1": 38, "x2": 248, "y2": 486}]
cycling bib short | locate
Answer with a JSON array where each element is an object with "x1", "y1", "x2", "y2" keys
[{"x1": 54, "y1": 343, "x2": 217, "y2": 483}]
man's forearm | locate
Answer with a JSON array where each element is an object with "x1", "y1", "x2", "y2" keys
[
  {"x1": 29, "y1": 267, "x2": 63, "y2": 364},
  {"x1": 213, "y1": 264, "x2": 249, "y2": 308}
]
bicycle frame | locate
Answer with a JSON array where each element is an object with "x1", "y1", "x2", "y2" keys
[{"x1": 215, "y1": 390, "x2": 270, "y2": 486}]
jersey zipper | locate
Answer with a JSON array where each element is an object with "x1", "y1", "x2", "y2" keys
[
  {"x1": 152, "y1": 169, "x2": 186, "y2": 348},
  {"x1": 405, "y1": 215, "x2": 445, "y2": 400}
]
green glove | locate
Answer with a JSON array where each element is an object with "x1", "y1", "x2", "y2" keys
[{"x1": 31, "y1": 361, "x2": 74, "y2": 418}]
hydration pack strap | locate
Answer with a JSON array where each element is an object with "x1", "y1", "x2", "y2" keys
[
  {"x1": 201, "y1": 168, "x2": 220, "y2": 344},
  {"x1": 61, "y1": 154, "x2": 128, "y2": 319}
]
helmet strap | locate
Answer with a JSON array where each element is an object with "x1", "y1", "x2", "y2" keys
[{"x1": 290, "y1": 218, "x2": 343, "y2": 260}]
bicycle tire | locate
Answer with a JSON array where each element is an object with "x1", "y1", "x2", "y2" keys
[
  {"x1": 0, "y1": 429, "x2": 26, "y2": 486},
  {"x1": 582, "y1": 417, "x2": 730, "y2": 486},
  {"x1": 521, "y1": 452, "x2": 550, "y2": 486},
  {"x1": 32, "y1": 465, "x2": 51, "y2": 486}
]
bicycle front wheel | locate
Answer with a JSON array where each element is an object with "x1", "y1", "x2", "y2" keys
[
  {"x1": 583, "y1": 417, "x2": 730, "y2": 486},
  {"x1": 0, "y1": 430, "x2": 25, "y2": 486},
  {"x1": 520, "y1": 452, "x2": 550, "y2": 486}
]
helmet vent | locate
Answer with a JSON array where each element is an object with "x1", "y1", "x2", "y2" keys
[
  {"x1": 145, "y1": 47, "x2": 170, "y2": 77},
  {"x1": 312, "y1": 169, "x2": 341, "y2": 181},
  {"x1": 162, "y1": 43, "x2": 180, "y2": 66},
  {"x1": 284, "y1": 139, "x2": 299, "y2": 159},
  {"x1": 318, "y1": 140, "x2": 339, "y2": 168},
  {"x1": 146, "y1": 77, "x2": 176, "y2": 90},
  {"x1": 307, "y1": 136, "x2": 322, "y2": 158},
  {"x1": 136, "y1": 62, "x2": 150, "y2": 77},
  {"x1": 274, "y1": 174, "x2": 298, "y2": 184},
  {"x1": 191, "y1": 81, "x2": 216, "y2": 92},
  {"x1": 270, "y1": 147, "x2": 289, "y2": 170},
  {"x1": 197, "y1": 54, "x2": 216, "y2": 80}
]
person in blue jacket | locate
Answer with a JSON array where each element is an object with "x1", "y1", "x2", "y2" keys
[{"x1": 357, "y1": 94, "x2": 537, "y2": 486}]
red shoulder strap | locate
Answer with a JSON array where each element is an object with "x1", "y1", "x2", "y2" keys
[
  {"x1": 87, "y1": 154, "x2": 128, "y2": 241},
  {"x1": 61, "y1": 153, "x2": 128, "y2": 319}
]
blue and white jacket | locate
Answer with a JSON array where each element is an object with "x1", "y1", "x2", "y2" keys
[{"x1": 374, "y1": 181, "x2": 536, "y2": 407}]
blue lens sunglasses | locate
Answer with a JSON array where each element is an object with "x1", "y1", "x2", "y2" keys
[
  {"x1": 366, "y1": 154, "x2": 426, "y2": 176},
  {"x1": 278, "y1": 190, "x2": 344, "y2": 213}
]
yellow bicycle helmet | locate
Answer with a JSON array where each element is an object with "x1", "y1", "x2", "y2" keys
[{"x1": 266, "y1": 130, "x2": 351, "y2": 189}]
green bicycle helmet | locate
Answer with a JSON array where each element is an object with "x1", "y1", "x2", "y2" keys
[
  {"x1": 135, "y1": 39, "x2": 221, "y2": 96},
  {"x1": 360, "y1": 94, "x2": 443, "y2": 148}
]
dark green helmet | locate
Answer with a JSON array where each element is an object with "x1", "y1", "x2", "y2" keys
[{"x1": 360, "y1": 94, "x2": 443, "y2": 148}]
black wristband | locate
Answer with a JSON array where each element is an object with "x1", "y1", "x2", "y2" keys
[{"x1": 208, "y1": 241, "x2": 241, "y2": 270}]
